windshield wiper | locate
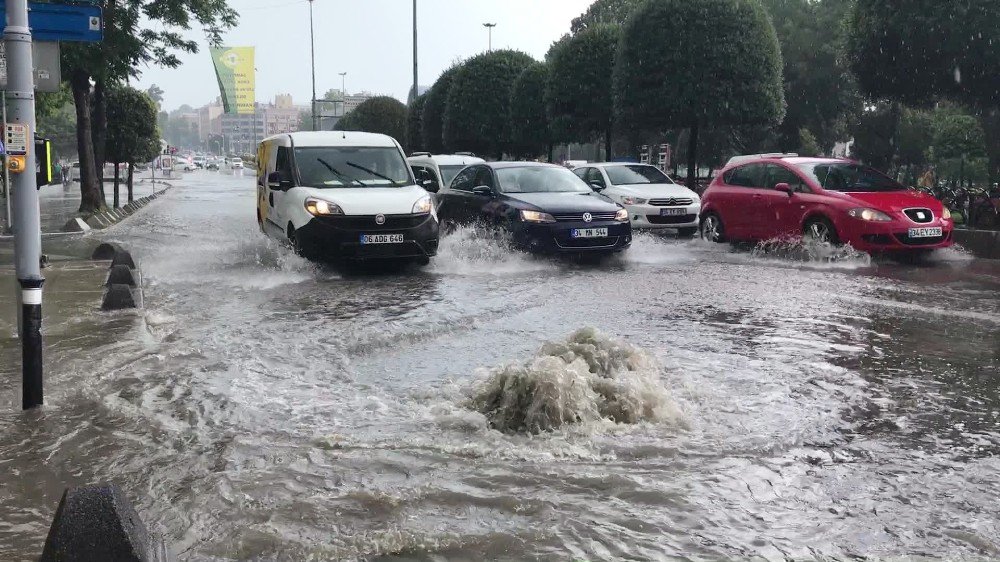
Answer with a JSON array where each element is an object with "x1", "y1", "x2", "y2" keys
[
  {"x1": 346, "y1": 161, "x2": 402, "y2": 186},
  {"x1": 317, "y1": 158, "x2": 366, "y2": 187}
]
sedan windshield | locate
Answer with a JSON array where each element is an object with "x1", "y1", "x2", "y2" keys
[
  {"x1": 496, "y1": 166, "x2": 592, "y2": 194},
  {"x1": 605, "y1": 165, "x2": 674, "y2": 185},
  {"x1": 797, "y1": 162, "x2": 905, "y2": 193},
  {"x1": 294, "y1": 147, "x2": 411, "y2": 188}
]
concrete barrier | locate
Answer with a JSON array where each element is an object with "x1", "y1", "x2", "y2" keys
[
  {"x1": 65, "y1": 187, "x2": 171, "y2": 232},
  {"x1": 954, "y1": 228, "x2": 1000, "y2": 260},
  {"x1": 91, "y1": 242, "x2": 123, "y2": 260}
]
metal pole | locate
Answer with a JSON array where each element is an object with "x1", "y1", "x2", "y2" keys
[
  {"x1": 2, "y1": 93, "x2": 11, "y2": 234},
  {"x1": 308, "y1": 0, "x2": 317, "y2": 131},
  {"x1": 339, "y1": 72, "x2": 346, "y2": 117},
  {"x1": 412, "y1": 0, "x2": 418, "y2": 102},
  {"x1": 5, "y1": 0, "x2": 43, "y2": 409},
  {"x1": 483, "y1": 23, "x2": 496, "y2": 52}
]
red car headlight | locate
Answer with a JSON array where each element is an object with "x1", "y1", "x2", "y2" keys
[{"x1": 847, "y1": 208, "x2": 892, "y2": 222}]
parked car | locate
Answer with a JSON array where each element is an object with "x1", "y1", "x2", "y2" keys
[
  {"x1": 437, "y1": 161, "x2": 631, "y2": 255},
  {"x1": 699, "y1": 155, "x2": 955, "y2": 253},
  {"x1": 573, "y1": 162, "x2": 700, "y2": 236},
  {"x1": 257, "y1": 131, "x2": 438, "y2": 264},
  {"x1": 407, "y1": 152, "x2": 485, "y2": 194}
]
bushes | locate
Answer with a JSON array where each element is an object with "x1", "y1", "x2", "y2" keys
[{"x1": 334, "y1": 96, "x2": 407, "y2": 147}]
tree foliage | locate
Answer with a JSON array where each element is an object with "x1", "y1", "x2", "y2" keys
[
  {"x1": 421, "y1": 63, "x2": 463, "y2": 153},
  {"x1": 334, "y1": 96, "x2": 408, "y2": 147},
  {"x1": 106, "y1": 86, "x2": 160, "y2": 165},
  {"x1": 571, "y1": 0, "x2": 643, "y2": 33},
  {"x1": 406, "y1": 94, "x2": 427, "y2": 154},
  {"x1": 546, "y1": 24, "x2": 619, "y2": 157},
  {"x1": 509, "y1": 62, "x2": 551, "y2": 159},
  {"x1": 443, "y1": 49, "x2": 535, "y2": 157}
]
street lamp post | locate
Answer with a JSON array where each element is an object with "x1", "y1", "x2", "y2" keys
[
  {"x1": 308, "y1": 0, "x2": 317, "y2": 131},
  {"x1": 483, "y1": 22, "x2": 496, "y2": 51},
  {"x1": 412, "y1": 0, "x2": 418, "y2": 102},
  {"x1": 339, "y1": 72, "x2": 347, "y2": 117}
]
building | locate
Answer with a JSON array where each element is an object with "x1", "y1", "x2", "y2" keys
[
  {"x1": 217, "y1": 95, "x2": 303, "y2": 155},
  {"x1": 198, "y1": 100, "x2": 224, "y2": 143},
  {"x1": 344, "y1": 92, "x2": 376, "y2": 114}
]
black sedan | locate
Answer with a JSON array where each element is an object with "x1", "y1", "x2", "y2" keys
[{"x1": 437, "y1": 162, "x2": 632, "y2": 254}]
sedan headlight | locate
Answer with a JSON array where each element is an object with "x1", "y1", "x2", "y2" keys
[
  {"x1": 621, "y1": 196, "x2": 647, "y2": 205},
  {"x1": 942, "y1": 207, "x2": 952, "y2": 220},
  {"x1": 304, "y1": 197, "x2": 344, "y2": 216},
  {"x1": 615, "y1": 208, "x2": 629, "y2": 222},
  {"x1": 412, "y1": 195, "x2": 433, "y2": 215},
  {"x1": 847, "y1": 207, "x2": 892, "y2": 222},
  {"x1": 520, "y1": 210, "x2": 556, "y2": 223}
]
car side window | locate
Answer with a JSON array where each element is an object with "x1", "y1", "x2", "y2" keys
[
  {"x1": 727, "y1": 164, "x2": 766, "y2": 188},
  {"x1": 573, "y1": 167, "x2": 590, "y2": 181},
  {"x1": 450, "y1": 167, "x2": 476, "y2": 191},
  {"x1": 275, "y1": 146, "x2": 293, "y2": 178},
  {"x1": 473, "y1": 166, "x2": 494, "y2": 189},
  {"x1": 765, "y1": 164, "x2": 809, "y2": 192},
  {"x1": 586, "y1": 168, "x2": 607, "y2": 188}
]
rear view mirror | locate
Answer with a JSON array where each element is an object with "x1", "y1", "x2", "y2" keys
[
  {"x1": 472, "y1": 185, "x2": 493, "y2": 196},
  {"x1": 774, "y1": 182, "x2": 792, "y2": 195},
  {"x1": 268, "y1": 171, "x2": 292, "y2": 190},
  {"x1": 589, "y1": 181, "x2": 605, "y2": 191}
]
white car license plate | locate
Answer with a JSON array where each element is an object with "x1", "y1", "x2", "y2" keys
[
  {"x1": 660, "y1": 208, "x2": 687, "y2": 216},
  {"x1": 908, "y1": 227, "x2": 942, "y2": 238},
  {"x1": 571, "y1": 228, "x2": 608, "y2": 238},
  {"x1": 360, "y1": 233, "x2": 404, "y2": 244}
]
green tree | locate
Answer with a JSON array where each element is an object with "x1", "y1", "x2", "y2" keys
[
  {"x1": 334, "y1": 96, "x2": 408, "y2": 147},
  {"x1": 406, "y1": 94, "x2": 427, "y2": 154},
  {"x1": 933, "y1": 110, "x2": 987, "y2": 161},
  {"x1": 615, "y1": 0, "x2": 785, "y2": 186},
  {"x1": 443, "y1": 50, "x2": 535, "y2": 158},
  {"x1": 849, "y1": 102, "x2": 900, "y2": 171},
  {"x1": 62, "y1": 0, "x2": 237, "y2": 213},
  {"x1": 571, "y1": 0, "x2": 643, "y2": 33},
  {"x1": 509, "y1": 62, "x2": 552, "y2": 159},
  {"x1": 36, "y1": 85, "x2": 77, "y2": 162},
  {"x1": 145, "y1": 84, "x2": 164, "y2": 108},
  {"x1": 106, "y1": 86, "x2": 160, "y2": 207},
  {"x1": 797, "y1": 128, "x2": 821, "y2": 157},
  {"x1": 547, "y1": 24, "x2": 619, "y2": 160},
  {"x1": 421, "y1": 63, "x2": 463, "y2": 153}
]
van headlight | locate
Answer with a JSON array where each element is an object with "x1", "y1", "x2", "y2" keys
[
  {"x1": 412, "y1": 195, "x2": 433, "y2": 215},
  {"x1": 847, "y1": 207, "x2": 892, "y2": 222},
  {"x1": 305, "y1": 197, "x2": 344, "y2": 216},
  {"x1": 615, "y1": 208, "x2": 629, "y2": 222}
]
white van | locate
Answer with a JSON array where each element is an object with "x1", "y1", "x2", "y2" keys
[{"x1": 257, "y1": 131, "x2": 439, "y2": 264}]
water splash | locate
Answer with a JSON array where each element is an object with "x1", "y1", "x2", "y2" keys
[
  {"x1": 467, "y1": 328, "x2": 683, "y2": 434},
  {"x1": 430, "y1": 225, "x2": 548, "y2": 276},
  {"x1": 749, "y1": 236, "x2": 871, "y2": 268}
]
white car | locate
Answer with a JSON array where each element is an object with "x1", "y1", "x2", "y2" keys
[
  {"x1": 407, "y1": 152, "x2": 484, "y2": 193},
  {"x1": 226, "y1": 157, "x2": 244, "y2": 170},
  {"x1": 257, "y1": 131, "x2": 439, "y2": 264},
  {"x1": 573, "y1": 163, "x2": 701, "y2": 236}
]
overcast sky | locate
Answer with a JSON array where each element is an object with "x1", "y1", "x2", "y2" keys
[{"x1": 133, "y1": 0, "x2": 593, "y2": 111}]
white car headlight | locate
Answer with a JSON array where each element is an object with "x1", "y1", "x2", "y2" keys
[
  {"x1": 847, "y1": 207, "x2": 892, "y2": 222},
  {"x1": 520, "y1": 210, "x2": 556, "y2": 223},
  {"x1": 621, "y1": 196, "x2": 647, "y2": 205},
  {"x1": 615, "y1": 208, "x2": 629, "y2": 222},
  {"x1": 304, "y1": 197, "x2": 344, "y2": 216},
  {"x1": 412, "y1": 195, "x2": 433, "y2": 215}
]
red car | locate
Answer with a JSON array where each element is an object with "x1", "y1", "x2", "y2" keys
[{"x1": 699, "y1": 156, "x2": 954, "y2": 253}]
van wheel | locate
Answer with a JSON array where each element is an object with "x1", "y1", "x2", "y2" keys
[
  {"x1": 700, "y1": 213, "x2": 725, "y2": 243},
  {"x1": 803, "y1": 217, "x2": 840, "y2": 245}
]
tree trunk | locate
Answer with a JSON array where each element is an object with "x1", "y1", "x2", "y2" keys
[
  {"x1": 604, "y1": 128, "x2": 612, "y2": 162},
  {"x1": 92, "y1": 78, "x2": 108, "y2": 198},
  {"x1": 113, "y1": 163, "x2": 120, "y2": 208},
  {"x1": 686, "y1": 123, "x2": 699, "y2": 190},
  {"x1": 70, "y1": 71, "x2": 103, "y2": 213},
  {"x1": 127, "y1": 163, "x2": 134, "y2": 203}
]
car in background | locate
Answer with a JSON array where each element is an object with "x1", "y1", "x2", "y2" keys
[
  {"x1": 573, "y1": 163, "x2": 701, "y2": 236},
  {"x1": 407, "y1": 152, "x2": 485, "y2": 194},
  {"x1": 193, "y1": 156, "x2": 206, "y2": 169},
  {"x1": 69, "y1": 161, "x2": 81, "y2": 182},
  {"x1": 436, "y1": 161, "x2": 631, "y2": 255},
  {"x1": 226, "y1": 157, "x2": 244, "y2": 170},
  {"x1": 699, "y1": 155, "x2": 954, "y2": 253}
]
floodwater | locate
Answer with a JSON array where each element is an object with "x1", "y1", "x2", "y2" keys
[{"x1": 1, "y1": 171, "x2": 999, "y2": 560}]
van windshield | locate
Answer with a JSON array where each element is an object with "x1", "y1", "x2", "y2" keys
[{"x1": 295, "y1": 147, "x2": 412, "y2": 188}]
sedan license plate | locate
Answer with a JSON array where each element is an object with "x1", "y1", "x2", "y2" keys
[
  {"x1": 360, "y1": 233, "x2": 404, "y2": 244},
  {"x1": 907, "y1": 227, "x2": 942, "y2": 238},
  {"x1": 660, "y1": 208, "x2": 687, "y2": 216},
  {"x1": 571, "y1": 227, "x2": 609, "y2": 239}
]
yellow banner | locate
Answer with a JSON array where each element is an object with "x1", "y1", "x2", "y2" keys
[{"x1": 210, "y1": 46, "x2": 255, "y2": 114}]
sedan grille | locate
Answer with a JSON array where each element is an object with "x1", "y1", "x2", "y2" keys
[
  {"x1": 648, "y1": 198, "x2": 693, "y2": 207},
  {"x1": 552, "y1": 212, "x2": 619, "y2": 222},
  {"x1": 903, "y1": 208, "x2": 934, "y2": 223}
]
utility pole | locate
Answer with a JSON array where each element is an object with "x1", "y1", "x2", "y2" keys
[
  {"x1": 339, "y1": 72, "x2": 346, "y2": 117},
  {"x1": 5, "y1": 0, "x2": 43, "y2": 409},
  {"x1": 412, "y1": 0, "x2": 418, "y2": 103},
  {"x1": 483, "y1": 22, "x2": 496, "y2": 52},
  {"x1": 308, "y1": 0, "x2": 317, "y2": 131}
]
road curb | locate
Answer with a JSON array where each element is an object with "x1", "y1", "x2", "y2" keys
[
  {"x1": 67, "y1": 186, "x2": 171, "y2": 233},
  {"x1": 954, "y1": 228, "x2": 1000, "y2": 260}
]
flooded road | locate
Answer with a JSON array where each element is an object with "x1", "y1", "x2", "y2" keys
[{"x1": 2, "y1": 171, "x2": 999, "y2": 560}]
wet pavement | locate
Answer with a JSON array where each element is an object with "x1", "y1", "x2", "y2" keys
[{"x1": 1, "y1": 170, "x2": 999, "y2": 560}]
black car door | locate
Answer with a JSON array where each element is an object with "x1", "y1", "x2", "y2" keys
[
  {"x1": 469, "y1": 166, "x2": 501, "y2": 225},
  {"x1": 438, "y1": 166, "x2": 477, "y2": 224}
]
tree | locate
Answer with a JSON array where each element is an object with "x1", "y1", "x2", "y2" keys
[
  {"x1": 421, "y1": 63, "x2": 463, "y2": 153},
  {"x1": 797, "y1": 128, "x2": 821, "y2": 157},
  {"x1": 406, "y1": 94, "x2": 427, "y2": 154},
  {"x1": 106, "y1": 86, "x2": 160, "y2": 207},
  {"x1": 571, "y1": 0, "x2": 643, "y2": 33},
  {"x1": 509, "y1": 62, "x2": 552, "y2": 159},
  {"x1": 547, "y1": 24, "x2": 619, "y2": 160},
  {"x1": 62, "y1": 0, "x2": 238, "y2": 213},
  {"x1": 443, "y1": 50, "x2": 535, "y2": 158},
  {"x1": 334, "y1": 96, "x2": 408, "y2": 147},
  {"x1": 615, "y1": 0, "x2": 785, "y2": 186},
  {"x1": 146, "y1": 84, "x2": 164, "y2": 108},
  {"x1": 850, "y1": 102, "x2": 901, "y2": 171},
  {"x1": 36, "y1": 86, "x2": 77, "y2": 161}
]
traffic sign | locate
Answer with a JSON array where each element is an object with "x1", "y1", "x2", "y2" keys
[
  {"x1": 0, "y1": 2, "x2": 103, "y2": 42},
  {"x1": 5, "y1": 123, "x2": 29, "y2": 155}
]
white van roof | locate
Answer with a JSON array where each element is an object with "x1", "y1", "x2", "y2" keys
[
  {"x1": 268, "y1": 131, "x2": 400, "y2": 148},
  {"x1": 408, "y1": 154, "x2": 484, "y2": 166}
]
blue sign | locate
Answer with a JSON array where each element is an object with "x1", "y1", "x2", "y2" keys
[{"x1": 0, "y1": 2, "x2": 103, "y2": 43}]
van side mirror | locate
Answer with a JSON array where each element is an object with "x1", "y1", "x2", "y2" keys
[
  {"x1": 419, "y1": 179, "x2": 439, "y2": 193},
  {"x1": 268, "y1": 171, "x2": 292, "y2": 190},
  {"x1": 774, "y1": 182, "x2": 792, "y2": 195},
  {"x1": 472, "y1": 185, "x2": 493, "y2": 196}
]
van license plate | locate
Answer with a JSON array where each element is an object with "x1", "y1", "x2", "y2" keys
[
  {"x1": 907, "y1": 227, "x2": 942, "y2": 238},
  {"x1": 571, "y1": 228, "x2": 608, "y2": 238},
  {"x1": 660, "y1": 208, "x2": 687, "y2": 216},
  {"x1": 360, "y1": 233, "x2": 404, "y2": 244}
]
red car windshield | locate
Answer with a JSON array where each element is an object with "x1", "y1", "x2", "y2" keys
[{"x1": 796, "y1": 162, "x2": 905, "y2": 193}]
